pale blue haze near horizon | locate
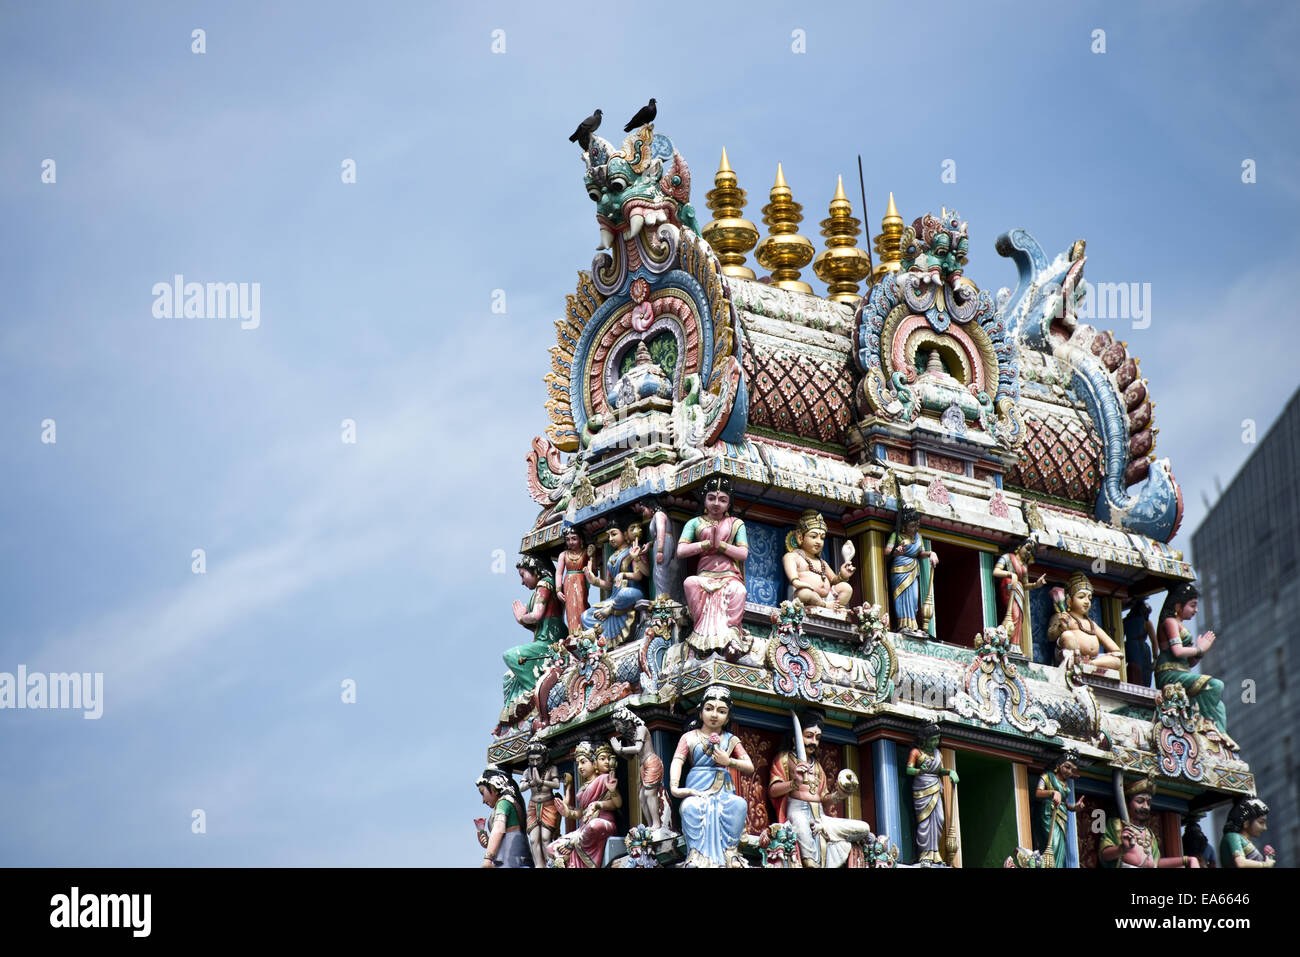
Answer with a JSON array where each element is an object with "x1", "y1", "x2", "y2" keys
[{"x1": 1, "y1": 0, "x2": 1297, "y2": 866}]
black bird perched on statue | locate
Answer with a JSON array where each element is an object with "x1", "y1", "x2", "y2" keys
[
  {"x1": 623, "y1": 98, "x2": 657, "y2": 132},
  {"x1": 568, "y1": 109, "x2": 602, "y2": 150}
]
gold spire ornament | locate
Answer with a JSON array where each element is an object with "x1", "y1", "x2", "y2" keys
[
  {"x1": 702, "y1": 148, "x2": 760, "y2": 279},
  {"x1": 813, "y1": 175, "x2": 873, "y2": 303},
  {"x1": 872, "y1": 192, "x2": 905, "y2": 282},
  {"x1": 755, "y1": 164, "x2": 815, "y2": 294}
]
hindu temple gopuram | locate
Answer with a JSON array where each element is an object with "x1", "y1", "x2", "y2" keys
[{"x1": 475, "y1": 113, "x2": 1274, "y2": 869}]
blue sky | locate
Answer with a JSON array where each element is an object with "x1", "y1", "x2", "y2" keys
[{"x1": 1, "y1": 0, "x2": 1296, "y2": 866}]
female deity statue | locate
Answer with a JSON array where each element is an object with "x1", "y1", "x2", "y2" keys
[
  {"x1": 992, "y1": 538, "x2": 1046, "y2": 643},
  {"x1": 476, "y1": 766, "x2": 533, "y2": 868},
  {"x1": 669, "y1": 685, "x2": 755, "y2": 867},
  {"x1": 548, "y1": 741, "x2": 622, "y2": 868},
  {"x1": 1048, "y1": 572, "x2": 1122, "y2": 672},
  {"x1": 1034, "y1": 751, "x2": 1084, "y2": 867},
  {"x1": 580, "y1": 515, "x2": 649, "y2": 645},
  {"x1": 783, "y1": 510, "x2": 855, "y2": 611},
  {"x1": 1156, "y1": 582, "x2": 1232, "y2": 742},
  {"x1": 1219, "y1": 797, "x2": 1274, "y2": 868},
  {"x1": 557, "y1": 527, "x2": 592, "y2": 635},
  {"x1": 886, "y1": 507, "x2": 937, "y2": 636},
  {"x1": 631, "y1": 497, "x2": 678, "y2": 602},
  {"x1": 1123, "y1": 596, "x2": 1157, "y2": 687},
  {"x1": 610, "y1": 705, "x2": 673, "y2": 838},
  {"x1": 520, "y1": 738, "x2": 564, "y2": 868},
  {"x1": 504, "y1": 554, "x2": 566, "y2": 708},
  {"x1": 678, "y1": 476, "x2": 749, "y2": 653},
  {"x1": 906, "y1": 722, "x2": 957, "y2": 866}
]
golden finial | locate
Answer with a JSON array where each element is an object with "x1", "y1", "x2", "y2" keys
[
  {"x1": 702, "y1": 148, "x2": 760, "y2": 279},
  {"x1": 813, "y1": 175, "x2": 872, "y2": 304},
  {"x1": 755, "y1": 163, "x2": 815, "y2": 294},
  {"x1": 872, "y1": 192, "x2": 905, "y2": 282}
]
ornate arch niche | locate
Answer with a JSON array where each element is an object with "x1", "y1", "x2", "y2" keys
[{"x1": 869, "y1": 304, "x2": 1002, "y2": 427}]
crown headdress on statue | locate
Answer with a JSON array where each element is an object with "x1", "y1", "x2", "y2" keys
[
  {"x1": 786, "y1": 509, "x2": 829, "y2": 553},
  {"x1": 701, "y1": 684, "x2": 731, "y2": 706},
  {"x1": 1065, "y1": 571, "x2": 1093, "y2": 597}
]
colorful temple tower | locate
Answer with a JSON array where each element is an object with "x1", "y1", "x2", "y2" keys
[{"x1": 480, "y1": 120, "x2": 1260, "y2": 869}]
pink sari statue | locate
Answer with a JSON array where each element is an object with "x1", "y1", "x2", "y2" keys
[
  {"x1": 679, "y1": 476, "x2": 748, "y2": 653},
  {"x1": 548, "y1": 742, "x2": 620, "y2": 868}
]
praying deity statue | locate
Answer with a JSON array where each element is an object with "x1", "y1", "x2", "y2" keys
[
  {"x1": 1100, "y1": 776, "x2": 1198, "y2": 868},
  {"x1": 768, "y1": 709, "x2": 862, "y2": 868},
  {"x1": 580, "y1": 515, "x2": 649, "y2": 645},
  {"x1": 992, "y1": 538, "x2": 1045, "y2": 645},
  {"x1": 1220, "y1": 797, "x2": 1274, "y2": 868},
  {"x1": 476, "y1": 766, "x2": 533, "y2": 868},
  {"x1": 548, "y1": 741, "x2": 622, "y2": 868},
  {"x1": 557, "y1": 527, "x2": 592, "y2": 635},
  {"x1": 520, "y1": 739, "x2": 564, "y2": 868},
  {"x1": 610, "y1": 705, "x2": 674, "y2": 838},
  {"x1": 886, "y1": 507, "x2": 937, "y2": 636},
  {"x1": 783, "y1": 510, "x2": 855, "y2": 612},
  {"x1": 1035, "y1": 751, "x2": 1084, "y2": 867},
  {"x1": 1048, "y1": 572, "x2": 1122, "y2": 673},
  {"x1": 669, "y1": 685, "x2": 755, "y2": 867},
  {"x1": 907, "y1": 722, "x2": 957, "y2": 866},
  {"x1": 678, "y1": 476, "x2": 749, "y2": 653},
  {"x1": 504, "y1": 554, "x2": 565, "y2": 709},
  {"x1": 1156, "y1": 581, "x2": 1233, "y2": 745}
]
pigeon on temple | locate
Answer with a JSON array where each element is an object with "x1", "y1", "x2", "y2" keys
[
  {"x1": 568, "y1": 109, "x2": 602, "y2": 150},
  {"x1": 623, "y1": 98, "x2": 657, "y2": 132}
]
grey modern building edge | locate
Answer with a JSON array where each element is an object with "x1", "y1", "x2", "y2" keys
[{"x1": 1192, "y1": 387, "x2": 1300, "y2": 867}]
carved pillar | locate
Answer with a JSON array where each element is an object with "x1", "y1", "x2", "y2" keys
[
  {"x1": 1065, "y1": 779, "x2": 1080, "y2": 868},
  {"x1": 734, "y1": 725, "x2": 779, "y2": 835},
  {"x1": 844, "y1": 744, "x2": 862, "y2": 820},
  {"x1": 628, "y1": 755, "x2": 641, "y2": 828},
  {"x1": 862, "y1": 529, "x2": 888, "y2": 613},
  {"x1": 871, "y1": 738, "x2": 902, "y2": 843},
  {"x1": 978, "y1": 551, "x2": 999, "y2": 631},
  {"x1": 942, "y1": 746, "x2": 961, "y2": 867},
  {"x1": 1012, "y1": 762, "x2": 1033, "y2": 850},
  {"x1": 1105, "y1": 595, "x2": 1126, "y2": 679}
]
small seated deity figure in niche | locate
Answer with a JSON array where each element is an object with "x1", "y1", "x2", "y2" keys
[
  {"x1": 613, "y1": 340, "x2": 672, "y2": 407},
  {"x1": 548, "y1": 741, "x2": 622, "y2": 868},
  {"x1": 1035, "y1": 750, "x2": 1084, "y2": 867},
  {"x1": 1156, "y1": 581, "x2": 1233, "y2": 744},
  {"x1": 520, "y1": 738, "x2": 564, "y2": 868},
  {"x1": 610, "y1": 705, "x2": 674, "y2": 838},
  {"x1": 504, "y1": 554, "x2": 566, "y2": 708},
  {"x1": 886, "y1": 506, "x2": 937, "y2": 636},
  {"x1": 669, "y1": 685, "x2": 755, "y2": 867},
  {"x1": 992, "y1": 537, "x2": 1046, "y2": 643},
  {"x1": 769, "y1": 709, "x2": 863, "y2": 868},
  {"x1": 1122, "y1": 596, "x2": 1157, "y2": 687},
  {"x1": 580, "y1": 514, "x2": 649, "y2": 645},
  {"x1": 475, "y1": 766, "x2": 533, "y2": 868},
  {"x1": 1048, "y1": 572, "x2": 1122, "y2": 673},
  {"x1": 678, "y1": 476, "x2": 749, "y2": 654},
  {"x1": 1220, "y1": 797, "x2": 1274, "y2": 868},
  {"x1": 631, "y1": 497, "x2": 677, "y2": 602},
  {"x1": 906, "y1": 722, "x2": 957, "y2": 866},
  {"x1": 1100, "y1": 776, "x2": 1198, "y2": 868},
  {"x1": 783, "y1": 510, "x2": 855, "y2": 613},
  {"x1": 557, "y1": 527, "x2": 592, "y2": 635}
]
